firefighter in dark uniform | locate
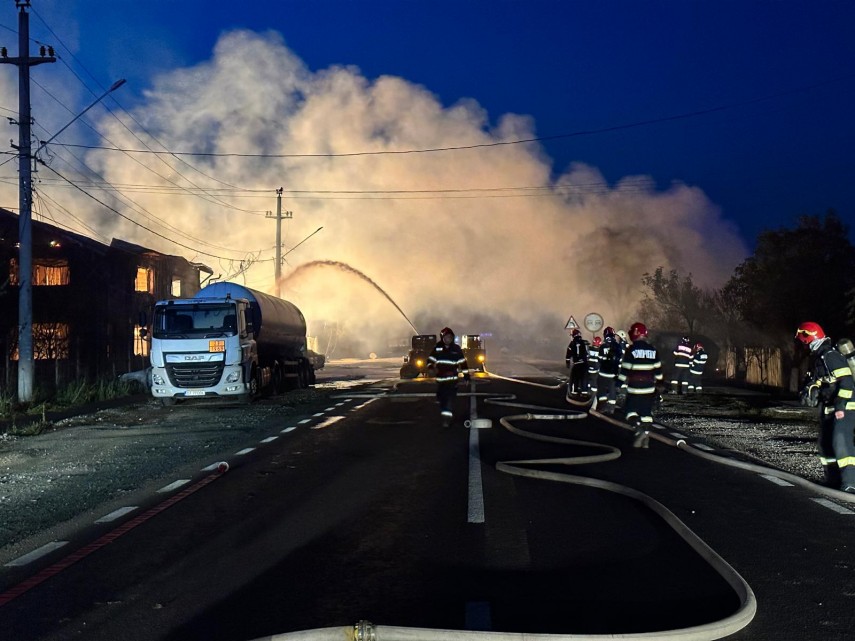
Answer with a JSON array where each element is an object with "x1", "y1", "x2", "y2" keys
[
  {"x1": 619, "y1": 322, "x2": 663, "y2": 448},
  {"x1": 565, "y1": 328, "x2": 588, "y2": 394},
  {"x1": 596, "y1": 327, "x2": 623, "y2": 414},
  {"x1": 587, "y1": 336, "x2": 601, "y2": 394},
  {"x1": 428, "y1": 327, "x2": 470, "y2": 426},
  {"x1": 688, "y1": 342, "x2": 708, "y2": 393},
  {"x1": 670, "y1": 335, "x2": 693, "y2": 394},
  {"x1": 796, "y1": 322, "x2": 855, "y2": 492}
]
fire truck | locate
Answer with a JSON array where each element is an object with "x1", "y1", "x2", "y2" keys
[
  {"x1": 462, "y1": 334, "x2": 487, "y2": 372},
  {"x1": 399, "y1": 334, "x2": 437, "y2": 379}
]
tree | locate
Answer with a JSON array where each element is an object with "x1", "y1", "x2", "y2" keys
[
  {"x1": 725, "y1": 211, "x2": 855, "y2": 341},
  {"x1": 639, "y1": 267, "x2": 705, "y2": 334}
]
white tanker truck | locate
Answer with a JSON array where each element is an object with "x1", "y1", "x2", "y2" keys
[{"x1": 147, "y1": 282, "x2": 324, "y2": 405}]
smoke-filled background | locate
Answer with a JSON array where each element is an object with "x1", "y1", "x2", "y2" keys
[{"x1": 0, "y1": 30, "x2": 747, "y2": 357}]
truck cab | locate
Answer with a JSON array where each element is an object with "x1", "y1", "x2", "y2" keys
[
  {"x1": 399, "y1": 334, "x2": 438, "y2": 379},
  {"x1": 462, "y1": 334, "x2": 486, "y2": 372},
  {"x1": 149, "y1": 296, "x2": 256, "y2": 404}
]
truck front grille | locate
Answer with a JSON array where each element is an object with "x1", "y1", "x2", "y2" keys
[{"x1": 166, "y1": 362, "x2": 225, "y2": 388}]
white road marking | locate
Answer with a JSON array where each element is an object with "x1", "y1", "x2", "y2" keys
[
  {"x1": 760, "y1": 474, "x2": 794, "y2": 487},
  {"x1": 693, "y1": 443, "x2": 715, "y2": 451},
  {"x1": 281, "y1": 426, "x2": 298, "y2": 433},
  {"x1": 325, "y1": 407, "x2": 337, "y2": 412},
  {"x1": 670, "y1": 432, "x2": 689, "y2": 439},
  {"x1": 298, "y1": 419, "x2": 312, "y2": 425},
  {"x1": 95, "y1": 507, "x2": 138, "y2": 524},
  {"x1": 813, "y1": 498, "x2": 855, "y2": 515},
  {"x1": 235, "y1": 448, "x2": 256, "y2": 456},
  {"x1": 312, "y1": 412, "x2": 325, "y2": 418},
  {"x1": 259, "y1": 436, "x2": 278, "y2": 444},
  {"x1": 335, "y1": 402, "x2": 346, "y2": 407},
  {"x1": 468, "y1": 427, "x2": 485, "y2": 524},
  {"x1": 4, "y1": 541, "x2": 68, "y2": 567},
  {"x1": 311, "y1": 416, "x2": 346, "y2": 430},
  {"x1": 157, "y1": 479, "x2": 191, "y2": 493},
  {"x1": 354, "y1": 398, "x2": 379, "y2": 411}
]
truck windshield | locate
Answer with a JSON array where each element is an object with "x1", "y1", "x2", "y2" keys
[{"x1": 153, "y1": 304, "x2": 238, "y2": 338}]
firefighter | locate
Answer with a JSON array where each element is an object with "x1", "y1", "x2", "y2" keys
[
  {"x1": 796, "y1": 322, "x2": 855, "y2": 492},
  {"x1": 565, "y1": 328, "x2": 588, "y2": 394},
  {"x1": 428, "y1": 327, "x2": 470, "y2": 426},
  {"x1": 596, "y1": 328, "x2": 623, "y2": 413},
  {"x1": 688, "y1": 342, "x2": 708, "y2": 393},
  {"x1": 671, "y1": 335, "x2": 693, "y2": 394},
  {"x1": 587, "y1": 336, "x2": 602, "y2": 394},
  {"x1": 619, "y1": 322, "x2": 663, "y2": 448}
]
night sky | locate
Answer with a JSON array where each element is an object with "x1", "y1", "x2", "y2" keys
[{"x1": 4, "y1": 0, "x2": 855, "y2": 247}]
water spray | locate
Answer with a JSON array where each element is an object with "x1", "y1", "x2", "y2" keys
[{"x1": 279, "y1": 260, "x2": 419, "y2": 334}]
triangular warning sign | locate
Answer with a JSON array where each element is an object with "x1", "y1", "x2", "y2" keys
[{"x1": 564, "y1": 316, "x2": 578, "y2": 330}]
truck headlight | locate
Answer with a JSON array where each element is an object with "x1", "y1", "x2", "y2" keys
[
  {"x1": 416, "y1": 359, "x2": 424, "y2": 367},
  {"x1": 152, "y1": 373, "x2": 165, "y2": 385},
  {"x1": 477, "y1": 355, "x2": 485, "y2": 362},
  {"x1": 226, "y1": 370, "x2": 241, "y2": 383}
]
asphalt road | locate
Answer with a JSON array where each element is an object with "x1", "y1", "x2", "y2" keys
[{"x1": 1, "y1": 358, "x2": 854, "y2": 641}]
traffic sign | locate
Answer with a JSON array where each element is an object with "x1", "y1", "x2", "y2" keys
[
  {"x1": 564, "y1": 316, "x2": 579, "y2": 331},
  {"x1": 584, "y1": 312, "x2": 604, "y2": 333}
]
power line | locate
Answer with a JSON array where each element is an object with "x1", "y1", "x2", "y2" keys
[
  {"x1": 49, "y1": 73, "x2": 855, "y2": 160},
  {"x1": 42, "y1": 164, "x2": 267, "y2": 262}
]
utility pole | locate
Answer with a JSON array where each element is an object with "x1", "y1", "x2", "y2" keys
[
  {"x1": 0, "y1": 2, "x2": 55, "y2": 403},
  {"x1": 266, "y1": 187, "x2": 292, "y2": 298}
]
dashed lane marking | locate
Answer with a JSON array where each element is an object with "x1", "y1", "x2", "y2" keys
[
  {"x1": 298, "y1": 419, "x2": 312, "y2": 425},
  {"x1": 324, "y1": 407, "x2": 337, "y2": 411},
  {"x1": 311, "y1": 416, "x2": 346, "y2": 430},
  {"x1": 157, "y1": 480, "x2": 191, "y2": 493},
  {"x1": 0, "y1": 470, "x2": 226, "y2": 607},
  {"x1": 312, "y1": 412, "x2": 325, "y2": 418},
  {"x1": 335, "y1": 402, "x2": 346, "y2": 407},
  {"x1": 281, "y1": 426, "x2": 298, "y2": 433},
  {"x1": 693, "y1": 443, "x2": 715, "y2": 451},
  {"x1": 235, "y1": 448, "x2": 255, "y2": 456},
  {"x1": 670, "y1": 432, "x2": 689, "y2": 439},
  {"x1": 760, "y1": 474, "x2": 794, "y2": 487},
  {"x1": 353, "y1": 398, "x2": 379, "y2": 411},
  {"x1": 4, "y1": 542, "x2": 68, "y2": 568},
  {"x1": 259, "y1": 436, "x2": 278, "y2": 444},
  {"x1": 94, "y1": 507, "x2": 138, "y2": 524},
  {"x1": 812, "y1": 498, "x2": 855, "y2": 515}
]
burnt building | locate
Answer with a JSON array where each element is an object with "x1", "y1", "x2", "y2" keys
[{"x1": 0, "y1": 208, "x2": 211, "y2": 391}]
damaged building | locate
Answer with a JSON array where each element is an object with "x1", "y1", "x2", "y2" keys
[{"x1": 0, "y1": 207, "x2": 211, "y2": 391}]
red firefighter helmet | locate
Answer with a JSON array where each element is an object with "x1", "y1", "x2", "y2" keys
[
  {"x1": 603, "y1": 326, "x2": 615, "y2": 339},
  {"x1": 629, "y1": 322, "x2": 648, "y2": 342},
  {"x1": 571, "y1": 328, "x2": 581, "y2": 338},
  {"x1": 795, "y1": 321, "x2": 825, "y2": 345},
  {"x1": 694, "y1": 342, "x2": 704, "y2": 351},
  {"x1": 593, "y1": 336, "x2": 602, "y2": 347},
  {"x1": 440, "y1": 327, "x2": 455, "y2": 340}
]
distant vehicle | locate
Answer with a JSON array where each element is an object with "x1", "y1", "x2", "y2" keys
[
  {"x1": 147, "y1": 282, "x2": 324, "y2": 405},
  {"x1": 400, "y1": 334, "x2": 438, "y2": 379},
  {"x1": 462, "y1": 334, "x2": 487, "y2": 372}
]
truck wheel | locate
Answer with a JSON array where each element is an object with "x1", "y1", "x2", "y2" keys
[
  {"x1": 272, "y1": 364, "x2": 284, "y2": 395},
  {"x1": 297, "y1": 363, "x2": 309, "y2": 389},
  {"x1": 246, "y1": 367, "x2": 260, "y2": 399}
]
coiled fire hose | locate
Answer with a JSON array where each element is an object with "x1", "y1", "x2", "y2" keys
[{"x1": 279, "y1": 372, "x2": 758, "y2": 641}]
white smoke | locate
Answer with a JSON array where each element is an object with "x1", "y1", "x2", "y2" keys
[{"x1": 1, "y1": 30, "x2": 747, "y2": 355}]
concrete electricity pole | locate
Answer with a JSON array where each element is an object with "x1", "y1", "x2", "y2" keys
[
  {"x1": 0, "y1": 2, "x2": 55, "y2": 403},
  {"x1": 266, "y1": 187, "x2": 292, "y2": 298}
]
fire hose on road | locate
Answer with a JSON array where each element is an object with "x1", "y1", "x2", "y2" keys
[{"x1": 259, "y1": 372, "x2": 758, "y2": 641}]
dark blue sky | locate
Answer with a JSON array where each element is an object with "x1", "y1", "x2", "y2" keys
[{"x1": 15, "y1": 0, "x2": 855, "y2": 245}]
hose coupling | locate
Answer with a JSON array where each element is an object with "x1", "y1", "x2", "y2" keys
[{"x1": 353, "y1": 620, "x2": 376, "y2": 641}]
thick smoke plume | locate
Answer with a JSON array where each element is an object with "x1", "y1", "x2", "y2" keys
[{"x1": 0, "y1": 30, "x2": 747, "y2": 357}]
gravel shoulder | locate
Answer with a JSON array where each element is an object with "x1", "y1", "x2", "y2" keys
[{"x1": 655, "y1": 386, "x2": 823, "y2": 483}]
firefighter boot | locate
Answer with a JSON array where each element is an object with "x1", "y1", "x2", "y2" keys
[
  {"x1": 822, "y1": 463, "x2": 842, "y2": 489},
  {"x1": 632, "y1": 427, "x2": 650, "y2": 449}
]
